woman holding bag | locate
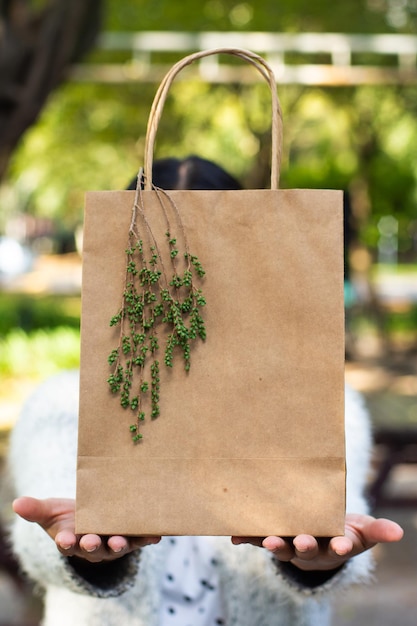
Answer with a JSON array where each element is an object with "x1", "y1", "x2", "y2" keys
[
  {"x1": 8, "y1": 156, "x2": 403, "y2": 626},
  {"x1": 8, "y1": 45, "x2": 404, "y2": 624}
]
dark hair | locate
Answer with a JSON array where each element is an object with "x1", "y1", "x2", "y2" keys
[{"x1": 127, "y1": 155, "x2": 242, "y2": 191}]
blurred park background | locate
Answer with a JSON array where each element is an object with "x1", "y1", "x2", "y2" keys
[{"x1": 0, "y1": 0, "x2": 417, "y2": 624}]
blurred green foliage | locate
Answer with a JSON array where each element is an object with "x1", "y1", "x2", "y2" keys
[
  {"x1": 0, "y1": 294, "x2": 80, "y2": 335},
  {"x1": 0, "y1": 327, "x2": 80, "y2": 379},
  {"x1": 0, "y1": 294, "x2": 81, "y2": 381},
  {"x1": 103, "y1": 0, "x2": 399, "y2": 33},
  {"x1": 1, "y1": 1, "x2": 416, "y2": 402},
  {"x1": 386, "y1": 306, "x2": 417, "y2": 336},
  {"x1": 2, "y1": 0, "x2": 417, "y2": 258}
]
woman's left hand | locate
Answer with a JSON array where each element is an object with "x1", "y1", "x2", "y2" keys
[
  {"x1": 232, "y1": 513, "x2": 404, "y2": 571},
  {"x1": 13, "y1": 497, "x2": 161, "y2": 563}
]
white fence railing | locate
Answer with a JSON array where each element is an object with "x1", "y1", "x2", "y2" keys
[{"x1": 72, "y1": 31, "x2": 417, "y2": 85}]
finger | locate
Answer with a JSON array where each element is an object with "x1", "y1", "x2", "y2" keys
[
  {"x1": 365, "y1": 518, "x2": 404, "y2": 544},
  {"x1": 13, "y1": 497, "x2": 75, "y2": 533},
  {"x1": 13, "y1": 497, "x2": 50, "y2": 526},
  {"x1": 345, "y1": 515, "x2": 404, "y2": 548},
  {"x1": 55, "y1": 529, "x2": 78, "y2": 555},
  {"x1": 107, "y1": 536, "x2": 129, "y2": 554},
  {"x1": 329, "y1": 535, "x2": 354, "y2": 557},
  {"x1": 262, "y1": 536, "x2": 295, "y2": 561},
  {"x1": 79, "y1": 534, "x2": 107, "y2": 561},
  {"x1": 292, "y1": 535, "x2": 320, "y2": 561},
  {"x1": 107, "y1": 535, "x2": 161, "y2": 555}
]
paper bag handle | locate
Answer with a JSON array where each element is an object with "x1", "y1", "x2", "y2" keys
[{"x1": 143, "y1": 48, "x2": 283, "y2": 191}]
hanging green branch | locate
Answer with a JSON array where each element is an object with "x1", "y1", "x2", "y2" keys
[{"x1": 107, "y1": 181, "x2": 206, "y2": 442}]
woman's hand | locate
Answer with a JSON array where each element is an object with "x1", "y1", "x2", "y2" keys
[
  {"x1": 14, "y1": 499, "x2": 403, "y2": 572},
  {"x1": 13, "y1": 496, "x2": 161, "y2": 563},
  {"x1": 232, "y1": 513, "x2": 404, "y2": 571}
]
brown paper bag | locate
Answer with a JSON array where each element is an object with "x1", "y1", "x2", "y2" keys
[{"x1": 75, "y1": 48, "x2": 346, "y2": 538}]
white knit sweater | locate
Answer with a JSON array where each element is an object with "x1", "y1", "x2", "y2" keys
[{"x1": 7, "y1": 371, "x2": 374, "y2": 626}]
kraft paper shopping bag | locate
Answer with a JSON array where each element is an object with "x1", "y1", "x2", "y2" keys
[{"x1": 75, "y1": 48, "x2": 345, "y2": 537}]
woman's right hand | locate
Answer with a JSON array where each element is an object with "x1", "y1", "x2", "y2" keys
[{"x1": 13, "y1": 496, "x2": 161, "y2": 563}]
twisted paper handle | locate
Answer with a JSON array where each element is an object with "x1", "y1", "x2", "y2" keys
[{"x1": 143, "y1": 48, "x2": 283, "y2": 190}]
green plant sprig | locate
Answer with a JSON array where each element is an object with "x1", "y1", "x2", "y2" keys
[{"x1": 107, "y1": 183, "x2": 206, "y2": 443}]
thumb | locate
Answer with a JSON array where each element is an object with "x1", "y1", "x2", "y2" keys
[
  {"x1": 366, "y1": 518, "x2": 404, "y2": 544},
  {"x1": 13, "y1": 497, "x2": 75, "y2": 530},
  {"x1": 13, "y1": 497, "x2": 49, "y2": 525}
]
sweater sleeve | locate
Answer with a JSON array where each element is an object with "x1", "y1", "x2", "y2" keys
[
  {"x1": 7, "y1": 370, "x2": 140, "y2": 598},
  {"x1": 272, "y1": 383, "x2": 375, "y2": 598}
]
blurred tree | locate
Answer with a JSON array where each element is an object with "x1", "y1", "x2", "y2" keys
[
  {"x1": 0, "y1": 0, "x2": 103, "y2": 180},
  {"x1": 104, "y1": 0, "x2": 393, "y2": 33},
  {"x1": 2, "y1": 0, "x2": 417, "y2": 260}
]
